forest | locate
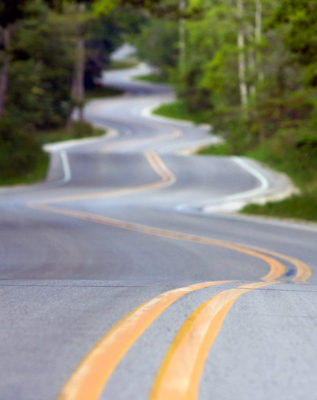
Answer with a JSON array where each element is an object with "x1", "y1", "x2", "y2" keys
[{"x1": 1, "y1": 0, "x2": 316, "y2": 219}]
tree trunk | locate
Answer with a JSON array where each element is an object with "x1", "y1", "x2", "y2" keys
[
  {"x1": 0, "y1": 25, "x2": 13, "y2": 119},
  {"x1": 248, "y1": 37, "x2": 256, "y2": 96},
  {"x1": 255, "y1": 0, "x2": 264, "y2": 83},
  {"x1": 178, "y1": 0, "x2": 186, "y2": 76},
  {"x1": 237, "y1": 0, "x2": 248, "y2": 110},
  {"x1": 70, "y1": 26, "x2": 85, "y2": 125},
  {"x1": 66, "y1": 105, "x2": 73, "y2": 131}
]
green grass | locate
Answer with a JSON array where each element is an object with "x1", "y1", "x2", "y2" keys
[
  {"x1": 245, "y1": 142, "x2": 317, "y2": 192},
  {"x1": 39, "y1": 121, "x2": 106, "y2": 145},
  {"x1": 85, "y1": 86, "x2": 124, "y2": 100},
  {"x1": 134, "y1": 73, "x2": 166, "y2": 83},
  {"x1": 239, "y1": 142, "x2": 317, "y2": 222},
  {"x1": 0, "y1": 152, "x2": 49, "y2": 186},
  {"x1": 108, "y1": 59, "x2": 139, "y2": 70},
  {"x1": 197, "y1": 142, "x2": 230, "y2": 156},
  {"x1": 241, "y1": 193, "x2": 317, "y2": 222},
  {"x1": 196, "y1": 127, "x2": 317, "y2": 223},
  {"x1": 1, "y1": 79, "x2": 124, "y2": 188},
  {"x1": 0, "y1": 84, "x2": 116, "y2": 187},
  {"x1": 153, "y1": 100, "x2": 210, "y2": 125},
  {"x1": 0, "y1": 121, "x2": 105, "y2": 187}
]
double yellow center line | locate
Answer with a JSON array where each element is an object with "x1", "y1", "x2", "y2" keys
[
  {"x1": 28, "y1": 129, "x2": 311, "y2": 399},
  {"x1": 57, "y1": 281, "x2": 231, "y2": 400},
  {"x1": 150, "y1": 281, "x2": 273, "y2": 400}
]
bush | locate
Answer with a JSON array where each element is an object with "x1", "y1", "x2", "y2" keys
[
  {"x1": 71, "y1": 121, "x2": 95, "y2": 138},
  {"x1": 242, "y1": 192, "x2": 317, "y2": 222},
  {"x1": 0, "y1": 116, "x2": 46, "y2": 182}
]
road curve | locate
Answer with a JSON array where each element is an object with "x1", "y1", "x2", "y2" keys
[{"x1": 1, "y1": 63, "x2": 317, "y2": 400}]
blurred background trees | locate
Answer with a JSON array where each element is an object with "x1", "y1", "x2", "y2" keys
[
  {"x1": 0, "y1": 0, "x2": 143, "y2": 181},
  {"x1": 132, "y1": 0, "x2": 317, "y2": 157},
  {"x1": 0, "y1": 0, "x2": 316, "y2": 187}
]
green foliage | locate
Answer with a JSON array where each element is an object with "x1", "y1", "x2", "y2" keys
[
  {"x1": 0, "y1": 0, "x2": 138, "y2": 186},
  {"x1": 197, "y1": 142, "x2": 231, "y2": 156},
  {"x1": 84, "y1": 12, "x2": 130, "y2": 88},
  {"x1": 133, "y1": 73, "x2": 165, "y2": 83},
  {"x1": 247, "y1": 128, "x2": 317, "y2": 188},
  {"x1": 71, "y1": 120, "x2": 95, "y2": 137},
  {"x1": 93, "y1": 0, "x2": 119, "y2": 15},
  {"x1": 85, "y1": 85, "x2": 123, "y2": 99},
  {"x1": 38, "y1": 121, "x2": 105, "y2": 144},
  {"x1": 8, "y1": 15, "x2": 73, "y2": 129},
  {"x1": 269, "y1": 0, "x2": 317, "y2": 92},
  {"x1": 131, "y1": 0, "x2": 317, "y2": 222},
  {"x1": 178, "y1": 2, "x2": 238, "y2": 116},
  {"x1": 94, "y1": 0, "x2": 183, "y2": 18},
  {"x1": 109, "y1": 59, "x2": 139, "y2": 69},
  {"x1": 1, "y1": 0, "x2": 317, "y2": 218},
  {"x1": 0, "y1": 115, "x2": 48, "y2": 182},
  {"x1": 133, "y1": 18, "x2": 179, "y2": 80},
  {"x1": 239, "y1": 125, "x2": 317, "y2": 222},
  {"x1": 242, "y1": 193, "x2": 317, "y2": 222},
  {"x1": 153, "y1": 99, "x2": 210, "y2": 124}
]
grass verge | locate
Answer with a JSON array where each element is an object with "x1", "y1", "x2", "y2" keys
[
  {"x1": 108, "y1": 59, "x2": 139, "y2": 70},
  {"x1": 241, "y1": 142, "x2": 317, "y2": 222},
  {"x1": 0, "y1": 121, "x2": 105, "y2": 187},
  {"x1": 153, "y1": 99, "x2": 210, "y2": 125},
  {"x1": 133, "y1": 73, "x2": 166, "y2": 84},
  {"x1": 161, "y1": 95, "x2": 317, "y2": 223},
  {"x1": 38, "y1": 121, "x2": 106, "y2": 145},
  {"x1": 0, "y1": 152, "x2": 49, "y2": 186},
  {"x1": 197, "y1": 140, "x2": 317, "y2": 223},
  {"x1": 0, "y1": 85, "x2": 118, "y2": 187},
  {"x1": 242, "y1": 194, "x2": 317, "y2": 222},
  {"x1": 85, "y1": 86, "x2": 124, "y2": 100}
]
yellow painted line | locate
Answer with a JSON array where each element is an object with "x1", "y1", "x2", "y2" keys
[
  {"x1": 238, "y1": 244, "x2": 311, "y2": 284},
  {"x1": 29, "y1": 150, "x2": 285, "y2": 284},
  {"x1": 29, "y1": 203, "x2": 286, "y2": 283},
  {"x1": 57, "y1": 280, "x2": 231, "y2": 400},
  {"x1": 102, "y1": 129, "x2": 181, "y2": 153},
  {"x1": 30, "y1": 148, "x2": 309, "y2": 284},
  {"x1": 145, "y1": 152, "x2": 176, "y2": 184},
  {"x1": 30, "y1": 146, "x2": 309, "y2": 283},
  {"x1": 150, "y1": 281, "x2": 275, "y2": 400},
  {"x1": 41, "y1": 147, "x2": 312, "y2": 283},
  {"x1": 35, "y1": 98, "x2": 310, "y2": 400},
  {"x1": 30, "y1": 152, "x2": 175, "y2": 206}
]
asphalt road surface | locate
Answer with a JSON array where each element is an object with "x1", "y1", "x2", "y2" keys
[{"x1": 1, "y1": 63, "x2": 317, "y2": 400}]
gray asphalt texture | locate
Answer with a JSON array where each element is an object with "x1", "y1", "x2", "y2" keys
[{"x1": 1, "y1": 62, "x2": 317, "y2": 400}]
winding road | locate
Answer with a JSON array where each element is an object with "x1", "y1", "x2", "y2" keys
[{"x1": 1, "y1": 62, "x2": 317, "y2": 400}]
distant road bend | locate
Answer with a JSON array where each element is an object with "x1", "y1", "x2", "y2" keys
[{"x1": 1, "y1": 62, "x2": 317, "y2": 400}]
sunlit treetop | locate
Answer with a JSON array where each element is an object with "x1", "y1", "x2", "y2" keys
[
  {"x1": 93, "y1": 0, "x2": 202, "y2": 18},
  {"x1": 93, "y1": 0, "x2": 119, "y2": 15}
]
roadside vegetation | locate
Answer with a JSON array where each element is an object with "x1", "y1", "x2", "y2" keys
[
  {"x1": 109, "y1": 59, "x2": 138, "y2": 70},
  {"x1": 130, "y1": 0, "x2": 317, "y2": 223},
  {"x1": 38, "y1": 122, "x2": 106, "y2": 145},
  {"x1": 1, "y1": 1, "x2": 317, "y2": 222},
  {"x1": 133, "y1": 73, "x2": 165, "y2": 84},
  {"x1": 153, "y1": 100, "x2": 210, "y2": 125},
  {"x1": 198, "y1": 139, "x2": 317, "y2": 221},
  {"x1": 0, "y1": 1, "x2": 143, "y2": 185},
  {"x1": 85, "y1": 86, "x2": 124, "y2": 100}
]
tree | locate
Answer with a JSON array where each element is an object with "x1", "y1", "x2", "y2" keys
[
  {"x1": 0, "y1": 0, "x2": 30, "y2": 118},
  {"x1": 236, "y1": 0, "x2": 248, "y2": 109},
  {"x1": 275, "y1": 0, "x2": 317, "y2": 88},
  {"x1": 8, "y1": 12, "x2": 74, "y2": 129},
  {"x1": 59, "y1": 2, "x2": 94, "y2": 128}
]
